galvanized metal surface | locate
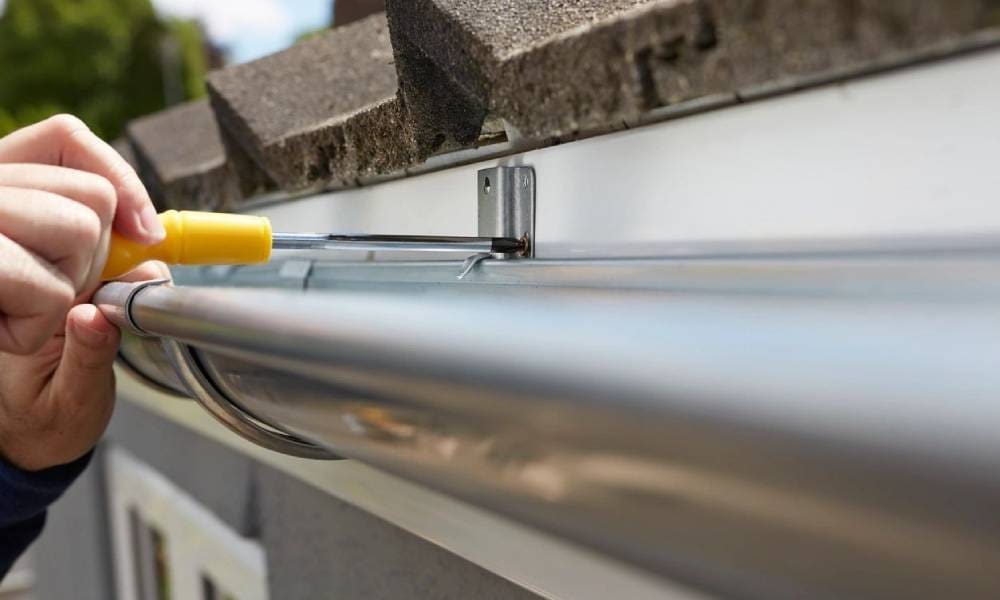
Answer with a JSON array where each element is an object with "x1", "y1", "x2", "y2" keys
[
  {"x1": 101, "y1": 252, "x2": 1000, "y2": 599},
  {"x1": 160, "y1": 336, "x2": 338, "y2": 460},
  {"x1": 114, "y1": 376, "x2": 689, "y2": 600},
  {"x1": 98, "y1": 281, "x2": 338, "y2": 460},
  {"x1": 477, "y1": 166, "x2": 535, "y2": 257}
]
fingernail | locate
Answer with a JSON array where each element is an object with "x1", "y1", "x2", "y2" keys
[
  {"x1": 73, "y1": 321, "x2": 111, "y2": 347},
  {"x1": 139, "y1": 205, "x2": 166, "y2": 242}
]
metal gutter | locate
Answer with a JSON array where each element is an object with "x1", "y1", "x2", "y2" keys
[
  {"x1": 96, "y1": 253, "x2": 1000, "y2": 599},
  {"x1": 97, "y1": 47, "x2": 1000, "y2": 598},
  {"x1": 113, "y1": 376, "x2": 697, "y2": 600}
]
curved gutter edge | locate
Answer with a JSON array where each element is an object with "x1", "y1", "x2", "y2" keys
[{"x1": 96, "y1": 282, "x2": 339, "y2": 461}]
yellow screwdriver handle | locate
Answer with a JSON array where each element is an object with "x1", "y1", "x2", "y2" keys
[{"x1": 101, "y1": 210, "x2": 273, "y2": 280}]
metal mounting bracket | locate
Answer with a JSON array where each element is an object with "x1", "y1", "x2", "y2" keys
[
  {"x1": 270, "y1": 168, "x2": 533, "y2": 278},
  {"x1": 456, "y1": 166, "x2": 535, "y2": 279},
  {"x1": 478, "y1": 166, "x2": 536, "y2": 259}
]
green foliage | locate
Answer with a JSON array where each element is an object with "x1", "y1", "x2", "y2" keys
[
  {"x1": 295, "y1": 26, "x2": 329, "y2": 44},
  {"x1": 167, "y1": 19, "x2": 210, "y2": 100},
  {"x1": 0, "y1": 0, "x2": 210, "y2": 139}
]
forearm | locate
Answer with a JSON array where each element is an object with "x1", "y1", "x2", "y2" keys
[
  {"x1": 0, "y1": 514, "x2": 46, "y2": 578},
  {"x1": 0, "y1": 452, "x2": 91, "y2": 578}
]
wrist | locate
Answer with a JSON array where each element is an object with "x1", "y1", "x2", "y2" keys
[
  {"x1": 0, "y1": 436, "x2": 44, "y2": 472},
  {"x1": 0, "y1": 449, "x2": 94, "y2": 526},
  {"x1": 0, "y1": 434, "x2": 88, "y2": 472}
]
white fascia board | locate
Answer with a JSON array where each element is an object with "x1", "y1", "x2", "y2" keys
[{"x1": 255, "y1": 47, "x2": 1000, "y2": 261}]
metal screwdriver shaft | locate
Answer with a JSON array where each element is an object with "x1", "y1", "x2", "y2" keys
[
  {"x1": 103, "y1": 211, "x2": 527, "y2": 281},
  {"x1": 271, "y1": 233, "x2": 525, "y2": 254}
]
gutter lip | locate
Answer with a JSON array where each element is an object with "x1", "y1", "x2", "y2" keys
[{"x1": 95, "y1": 280, "x2": 340, "y2": 461}]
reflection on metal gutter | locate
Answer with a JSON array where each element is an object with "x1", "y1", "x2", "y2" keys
[{"x1": 95, "y1": 256, "x2": 1000, "y2": 598}]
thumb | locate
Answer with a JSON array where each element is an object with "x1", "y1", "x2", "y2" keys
[
  {"x1": 19, "y1": 303, "x2": 121, "y2": 470},
  {"x1": 54, "y1": 303, "x2": 121, "y2": 391}
]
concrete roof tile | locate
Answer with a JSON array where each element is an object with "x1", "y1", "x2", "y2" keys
[
  {"x1": 129, "y1": 1, "x2": 1000, "y2": 205},
  {"x1": 388, "y1": 0, "x2": 1000, "y2": 149},
  {"x1": 206, "y1": 13, "x2": 413, "y2": 191},
  {"x1": 126, "y1": 99, "x2": 241, "y2": 210}
]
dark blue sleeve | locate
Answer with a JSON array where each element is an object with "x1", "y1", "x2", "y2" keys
[{"x1": 0, "y1": 452, "x2": 91, "y2": 579}]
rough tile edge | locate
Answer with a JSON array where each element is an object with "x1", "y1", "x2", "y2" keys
[
  {"x1": 205, "y1": 82, "x2": 280, "y2": 201},
  {"x1": 386, "y1": 0, "x2": 497, "y2": 101},
  {"x1": 496, "y1": 1, "x2": 992, "y2": 139},
  {"x1": 206, "y1": 16, "x2": 410, "y2": 193},
  {"x1": 128, "y1": 147, "x2": 234, "y2": 211},
  {"x1": 386, "y1": 0, "x2": 1000, "y2": 147},
  {"x1": 227, "y1": 96, "x2": 417, "y2": 191},
  {"x1": 125, "y1": 100, "x2": 243, "y2": 210},
  {"x1": 386, "y1": 0, "x2": 491, "y2": 157}
]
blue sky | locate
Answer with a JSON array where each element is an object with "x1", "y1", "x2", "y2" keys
[
  {"x1": 151, "y1": 0, "x2": 332, "y2": 64},
  {"x1": 0, "y1": 0, "x2": 333, "y2": 65}
]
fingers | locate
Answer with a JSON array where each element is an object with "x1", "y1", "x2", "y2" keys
[
  {"x1": 53, "y1": 304, "x2": 118, "y2": 440},
  {"x1": 0, "y1": 235, "x2": 76, "y2": 354},
  {"x1": 0, "y1": 177, "x2": 110, "y2": 353},
  {"x1": 0, "y1": 115, "x2": 164, "y2": 244},
  {"x1": 60, "y1": 303, "x2": 121, "y2": 373},
  {"x1": 0, "y1": 303, "x2": 119, "y2": 471},
  {"x1": 0, "y1": 164, "x2": 116, "y2": 225},
  {"x1": 0, "y1": 186, "x2": 104, "y2": 290},
  {"x1": 0, "y1": 164, "x2": 117, "y2": 287}
]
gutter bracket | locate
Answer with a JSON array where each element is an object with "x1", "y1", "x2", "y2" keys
[
  {"x1": 478, "y1": 166, "x2": 535, "y2": 259},
  {"x1": 458, "y1": 166, "x2": 534, "y2": 279}
]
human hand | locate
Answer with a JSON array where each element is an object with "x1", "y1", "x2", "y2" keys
[{"x1": 0, "y1": 115, "x2": 168, "y2": 471}]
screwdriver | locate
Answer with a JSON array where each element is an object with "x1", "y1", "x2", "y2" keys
[{"x1": 101, "y1": 210, "x2": 525, "y2": 280}]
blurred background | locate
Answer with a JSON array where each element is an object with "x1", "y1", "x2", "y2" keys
[{"x1": 0, "y1": 0, "x2": 333, "y2": 139}]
